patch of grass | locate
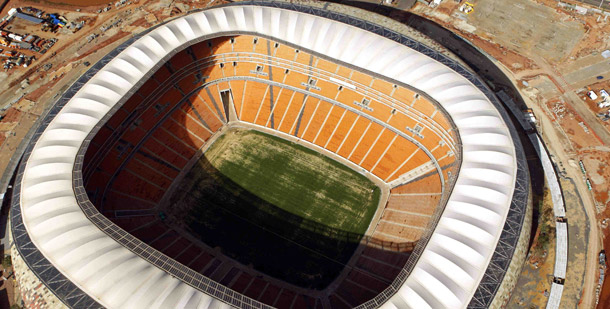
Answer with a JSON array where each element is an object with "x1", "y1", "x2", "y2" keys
[
  {"x1": 530, "y1": 188, "x2": 555, "y2": 262},
  {"x1": 2, "y1": 255, "x2": 11, "y2": 269},
  {"x1": 204, "y1": 129, "x2": 379, "y2": 234},
  {"x1": 173, "y1": 128, "x2": 380, "y2": 289}
]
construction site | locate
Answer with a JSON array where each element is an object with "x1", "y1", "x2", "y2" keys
[{"x1": 0, "y1": 0, "x2": 608, "y2": 308}]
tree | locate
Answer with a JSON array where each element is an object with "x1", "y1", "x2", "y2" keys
[{"x1": 2, "y1": 255, "x2": 12, "y2": 269}]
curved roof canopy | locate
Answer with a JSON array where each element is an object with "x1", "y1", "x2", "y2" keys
[{"x1": 17, "y1": 4, "x2": 517, "y2": 308}]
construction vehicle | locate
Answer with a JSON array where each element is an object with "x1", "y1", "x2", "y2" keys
[
  {"x1": 523, "y1": 108, "x2": 536, "y2": 124},
  {"x1": 459, "y1": 2, "x2": 475, "y2": 14}
]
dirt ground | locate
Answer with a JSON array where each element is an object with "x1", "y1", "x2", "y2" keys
[
  {"x1": 0, "y1": 262, "x2": 17, "y2": 309},
  {"x1": 29, "y1": 0, "x2": 111, "y2": 6},
  {"x1": 542, "y1": 97, "x2": 603, "y2": 150},
  {"x1": 507, "y1": 190, "x2": 556, "y2": 308},
  {"x1": 508, "y1": 178, "x2": 590, "y2": 308},
  {"x1": 560, "y1": 179, "x2": 591, "y2": 308},
  {"x1": 578, "y1": 79, "x2": 610, "y2": 133}
]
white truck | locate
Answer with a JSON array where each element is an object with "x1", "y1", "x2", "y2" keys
[{"x1": 588, "y1": 90, "x2": 598, "y2": 100}]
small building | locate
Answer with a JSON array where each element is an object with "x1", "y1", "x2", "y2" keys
[
  {"x1": 8, "y1": 8, "x2": 44, "y2": 23},
  {"x1": 1, "y1": 50, "x2": 15, "y2": 58},
  {"x1": 48, "y1": 14, "x2": 67, "y2": 27},
  {"x1": 7, "y1": 33, "x2": 23, "y2": 42},
  {"x1": 18, "y1": 42, "x2": 31, "y2": 49},
  {"x1": 15, "y1": 12, "x2": 43, "y2": 24},
  {"x1": 23, "y1": 35, "x2": 35, "y2": 43}
]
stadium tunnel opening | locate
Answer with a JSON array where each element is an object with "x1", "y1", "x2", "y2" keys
[{"x1": 81, "y1": 34, "x2": 458, "y2": 308}]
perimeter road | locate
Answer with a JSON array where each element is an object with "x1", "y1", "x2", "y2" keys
[{"x1": 501, "y1": 56, "x2": 602, "y2": 309}]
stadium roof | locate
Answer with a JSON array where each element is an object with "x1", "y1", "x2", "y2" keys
[{"x1": 14, "y1": 3, "x2": 518, "y2": 308}]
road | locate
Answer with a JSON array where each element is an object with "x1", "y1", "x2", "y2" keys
[
  {"x1": 541, "y1": 105, "x2": 601, "y2": 309},
  {"x1": 543, "y1": 101, "x2": 601, "y2": 309},
  {"x1": 504, "y1": 60, "x2": 603, "y2": 308}
]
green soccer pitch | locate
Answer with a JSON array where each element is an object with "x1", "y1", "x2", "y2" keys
[{"x1": 167, "y1": 128, "x2": 381, "y2": 289}]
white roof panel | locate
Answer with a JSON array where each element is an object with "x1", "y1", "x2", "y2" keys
[
  {"x1": 555, "y1": 222, "x2": 568, "y2": 279},
  {"x1": 536, "y1": 135, "x2": 566, "y2": 217},
  {"x1": 546, "y1": 283, "x2": 564, "y2": 309},
  {"x1": 17, "y1": 5, "x2": 517, "y2": 308}
]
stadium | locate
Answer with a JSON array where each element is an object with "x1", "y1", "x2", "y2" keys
[{"x1": 7, "y1": 1, "x2": 531, "y2": 308}]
